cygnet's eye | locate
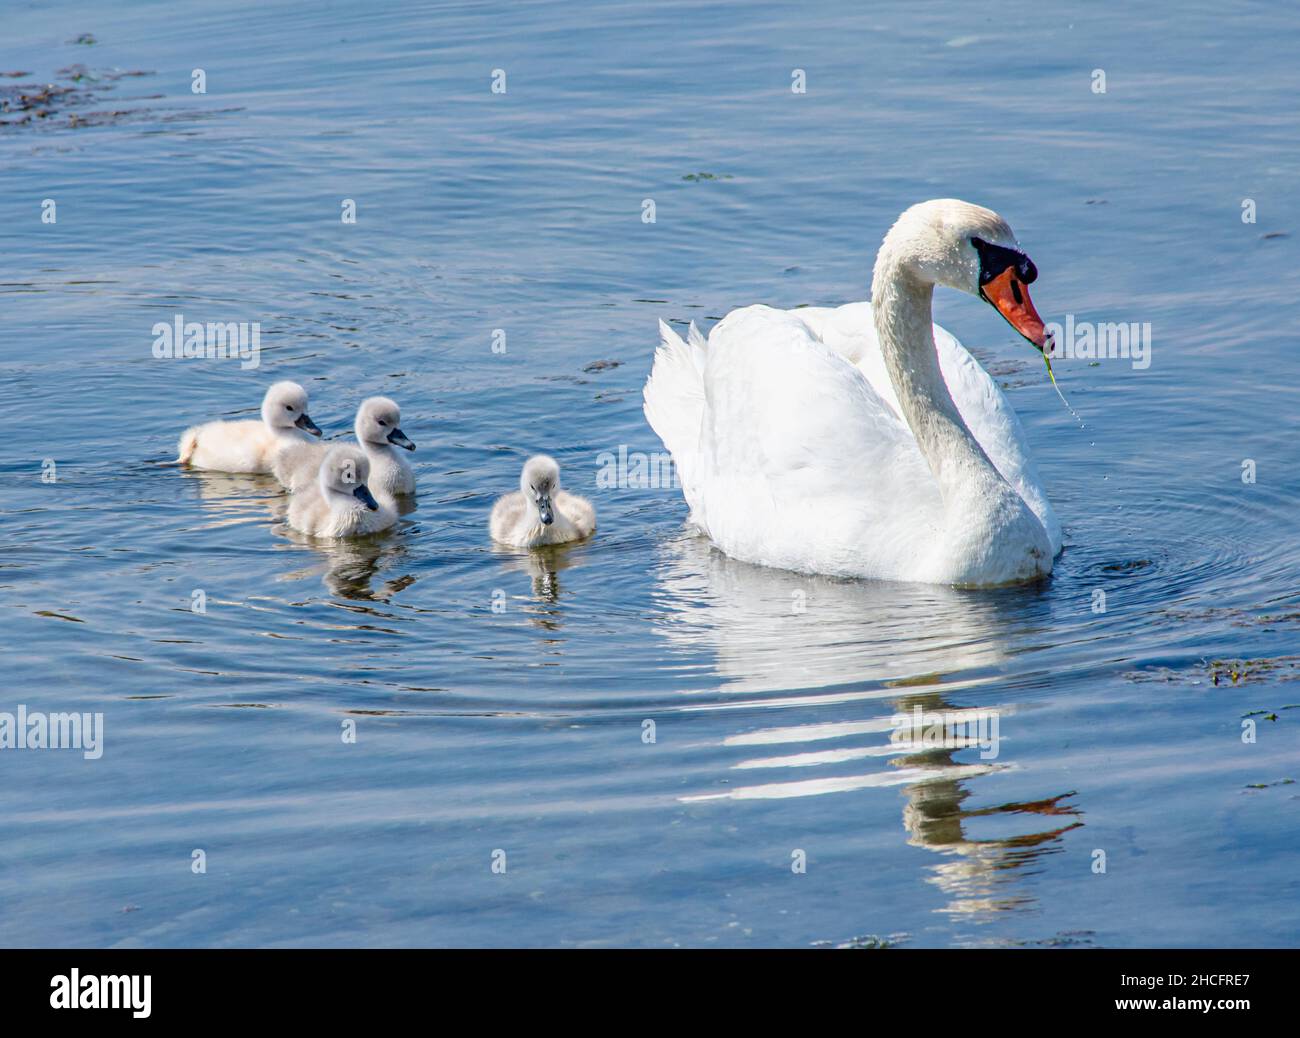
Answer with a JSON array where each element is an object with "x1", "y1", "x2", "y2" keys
[
  {"x1": 285, "y1": 404, "x2": 294, "y2": 411},
  {"x1": 378, "y1": 419, "x2": 387, "y2": 426}
]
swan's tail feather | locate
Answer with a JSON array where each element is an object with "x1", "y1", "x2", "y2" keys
[
  {"x1": 177, "y1": 426, "x2": 199, "y2": 465},
  {"x1": 644, "y1": 319, "x2": 706, "y2": 507},
  {"x1": 687, "y1": 320, "x2": 707, "y2": 355}
]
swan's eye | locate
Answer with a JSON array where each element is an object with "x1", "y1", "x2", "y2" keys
[
  {"x1": 378, "y1": 419, "x2": 387, "y2": 426},
  {"x1": 285, "y1": 404, "x2": 293, "y2": 410},
  {"x1": 1010, "y1": 279, "x2": 1023, "y2": 305},
  {"x1": 970, "y1": 236, "x2": 1035, "y2": 287}
]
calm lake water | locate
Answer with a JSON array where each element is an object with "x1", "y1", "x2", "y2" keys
[{"x1": 2, "y1": 0, "x2": 1298, "y2": 947}]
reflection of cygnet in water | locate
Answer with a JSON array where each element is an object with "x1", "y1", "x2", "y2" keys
[
  {"x1": 280, "y1": 527, "x2": 415, "y2": 601},
  {"x1": 177, "y1": 381, "x2": 322, "y2": 472},
  {"x1": 275, "y1": 396, "x2": 416, "y2": 498},
  {"x1": 177, "y1": 469, "x2": 288, "y2": 531},
  {"x1": 490, "y1": 455, "x2": 595, "y2": 548},
  {"x1": 492, "y1": 538, "x2": 586, "y2": 608},
  {"x1": 287, "y1": 445, "x2": 395, "y2": 538}
]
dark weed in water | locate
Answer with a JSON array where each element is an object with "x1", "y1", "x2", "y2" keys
[
  {"x1": 1013, "y1": 930, "x2": 1098, "y2": 948},
  {"x1": 583, "y1": 359, "x2": 622, "y2": 373},
  {"x1": 812, "y1": 932, "x2": 911, "y2": 949},
  {"x1": 1124, "y1": 655, "x2": 1300, "y2": 686},
  {"x1": 0, "y1": 64, "x2": 154, "y2": 130},
  {"x1": 1208, "y1": 657, "x2": 1300, "y2": 686},
  {"x1": 1101, "y1": 558, "x2": 1154, "y2": 574}
]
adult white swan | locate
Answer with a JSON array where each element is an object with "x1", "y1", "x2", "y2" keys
[{"x1": 643, "y1": 199, "x2": 1062, "y2": 587}]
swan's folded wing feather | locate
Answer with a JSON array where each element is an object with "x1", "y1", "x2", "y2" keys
[
  {"x1": 791, "y1": 302, "x2": 903, "y2": 418},
  {"x1": 698, "y1": 305, "x2": 942, "y2": 574}
]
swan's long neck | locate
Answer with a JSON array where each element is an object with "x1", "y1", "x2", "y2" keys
[{"x1": 871, "y1": 250, "x2": 1005, "y2": 508}]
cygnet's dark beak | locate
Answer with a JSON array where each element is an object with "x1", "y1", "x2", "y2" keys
[
  {"x1": 387, "y1": 427, "x2": 416, "y2": 451},
  {"x1": 296, "y1": 412, "x2": 323, "y2": 436},
  {"x1": 353, "y1": 484, "x2": 380, "y2": 511},
  {"x1": 537, "y1": 495, "x2": 554, "y2": 526}
]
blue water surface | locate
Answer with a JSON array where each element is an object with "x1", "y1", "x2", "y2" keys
[{"x1": 1, "y1": 0, "x2": 1298, "y2": 947}]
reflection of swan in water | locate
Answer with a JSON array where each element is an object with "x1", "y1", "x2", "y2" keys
[
  {"x1": 656, "y1": 532, "x2": 1082, "y2": 918},
  {"x1": 891, "y1": 689, "x2": 1083, "y2": 920},
  {"x1": 655, "y1": 532, "x2": 1022, "y2": 696}
]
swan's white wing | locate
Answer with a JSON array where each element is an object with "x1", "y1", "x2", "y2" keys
[
  {"x1": 694, "y1": 305, "x2": 943, "y2": 579},
  {"x1": 791, "y1": 302, "x2": 1061, "y2": 556}
]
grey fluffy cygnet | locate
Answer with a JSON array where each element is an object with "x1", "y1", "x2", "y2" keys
[
  {"x1": 178, "y1": 381, "x2": 322, "y2": 472},
  {"x1": 287, "y1": 445, "x2": 396, "y2": 538},
  {"x1": 490, "y1": 454, "x2": 595, "y2": 548},
  {"x1": 275, "y1": 396, "x2": 415, "y2": 498}
]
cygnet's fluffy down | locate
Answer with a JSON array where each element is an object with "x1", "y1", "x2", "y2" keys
[
  {"x1": 275, "y1": 396, "x2": 416, "y2": 497},
  {"x1": 490, "y1": 454, "x2": 595, "y2": 548},
  {"x1": 287, "y1": 444, "x2": 396, "y2": 538},
  {"x1": 178, "y1": 381, "x2": 322, "y2": 473}
]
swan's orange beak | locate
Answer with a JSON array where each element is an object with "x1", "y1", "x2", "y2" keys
[{"x1": 981, "y1": 267, "x2": 1048, "y2": 352}]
